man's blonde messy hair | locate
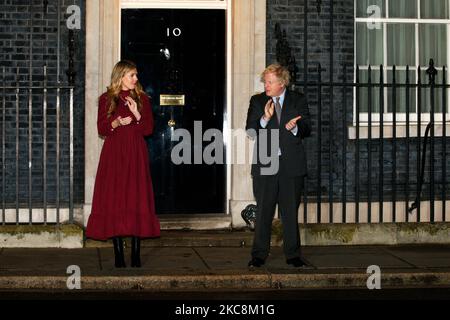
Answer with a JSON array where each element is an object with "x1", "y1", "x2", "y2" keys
[{"x1": 260, "y1": 64, "x2": 290, "y2": 87}]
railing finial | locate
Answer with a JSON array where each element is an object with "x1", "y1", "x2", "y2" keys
[{"x1": 426, "y1": 59, "x2": 437, "y2": 85}]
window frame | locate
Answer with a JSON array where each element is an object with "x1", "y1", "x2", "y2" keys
[{"x1": 354, "y1": 0, "x2": 450, "y2": 126}]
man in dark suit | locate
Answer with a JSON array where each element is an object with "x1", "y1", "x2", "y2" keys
[{"x1": 245, "y1": 64, "x2": 311, "y2": 268}]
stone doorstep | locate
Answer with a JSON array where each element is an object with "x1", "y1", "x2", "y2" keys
[
  {"x1": 85, "y1": 231, "x2": 261, "y2": 248},
  {"x1": 1, "y1": 271, "x2": 450, "y2": 290}
]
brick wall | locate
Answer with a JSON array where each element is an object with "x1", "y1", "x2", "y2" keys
[{"x1": 0, "y1": 0, "x2": 85, "y2": 206}]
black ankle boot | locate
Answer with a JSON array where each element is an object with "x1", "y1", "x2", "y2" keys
[
  {"x1": 131, "y1": 237, "x2": 141, "y2": 268},
  {"x1": 112, "y1": 237, "x2": 126, "y2": 268}
]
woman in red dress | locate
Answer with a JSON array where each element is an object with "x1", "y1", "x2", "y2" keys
[{"x1": 86, "y1": 60, "x2": 160, "y2": 268}]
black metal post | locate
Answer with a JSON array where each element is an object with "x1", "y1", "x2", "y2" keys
[
  {"x1": 442, "y1": 67, "x2": 447, "y2": 221},
  {"x1": 405, "y1": 66, "x2": 411, "y2": 222},
  {"x1": 392, "y1": 66, "x2": 397, "y2": 222},
  {"x1": 342, "y1": 64, "x2": 347, "y2": 223},
  {"x1": 367, "y1": 66, "x2": 372, "y2": 222},
  {"x1": 15, "y1": 68, "x2": 19, "y2": 224},
  {"x1": 416, "y1": 67, "x2": 422, "y2": 221},
  {"x1": 317, "y1": 64, "x2": 322, "y2": 223},
  {"x1": 303, "y1": 0, "x2": 308, "y2": 91},
  {"x1": 427, "y1": 59, "x2": 437, "y2": 223},
  {"x1": 66, "y1": 30, "x2": 77, "y2": 86},
  {"x1": 28, "y1": 0, "x2": 34, "y2": 224},
  {"x1": 379, "y1": 65, "x2": 384, "y2": 222},
  {"x1": 355, "y1": 66, "x2": 360, "y2": 223},
  {"x1": 303, "y1": 0, "x2": 309, "y2": 223},
  {"x1": 328, "y1": 0, "x2": 334, "y2": 223},
  {"x1": 57, "y1": 0, "x2": 61, "y2": 84},
  {"x1": 1, "y1": 67, "x2": 5, "y2": 225},
  {"x1": 43, "y1": 66, "x2": 47, "y2": 224}
]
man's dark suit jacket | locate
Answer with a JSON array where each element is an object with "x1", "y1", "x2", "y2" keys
[{"x1": 245, "y1": 89, "x2": 311, "y2": 178}]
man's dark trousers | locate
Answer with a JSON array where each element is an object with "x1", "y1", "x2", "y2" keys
[{"x1": 252, "y1": 163, "x2": 304, "y2": 260}]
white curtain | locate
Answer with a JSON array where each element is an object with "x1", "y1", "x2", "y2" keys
[
  {"x1": 389, "y1": 0, "x2": 417, "y2": 18},
  {"x1": 420, "y1": 24, "x2": 447, "y2": 67},
  {"x1": 387, "y1": 70, "x2": 416, "y2": 113},
  {"x1": 387, "y1": 24, "x2": 415, "y2": 66},
  {"x1": 421, "y1": 0, "x2": 449, "y2": 19},
  {"x1": 356, "y1": 23, "x2": 383, "y2": 66},
  {"x1": 356, "y1": 0, "x2": 385, "y2": 17}
]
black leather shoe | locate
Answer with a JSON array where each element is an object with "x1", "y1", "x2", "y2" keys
[
  {"x1": 248, "y1": 257, "x2": 265, "y2": 267},
  {"x1": 286, "y1": 257, "x2": 307, "y2": 267}
]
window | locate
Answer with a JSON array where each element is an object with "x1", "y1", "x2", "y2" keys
[{"x1": 355, "y1": 0, "x2": 450, "y2": 124}]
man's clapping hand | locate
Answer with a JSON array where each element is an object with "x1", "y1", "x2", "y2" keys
[{"x1": 263, "y1": 99, "x2": 274, "y2": 121}]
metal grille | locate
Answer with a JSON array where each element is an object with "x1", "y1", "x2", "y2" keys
[{"x1": 1, "y1": 68, "x2": 74, "y2": 225}]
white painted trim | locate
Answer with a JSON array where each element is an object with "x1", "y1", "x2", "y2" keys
[
  {"x1": 232, "y1": 200, "x2": 449, "y2": 225},
  {"x1": 356, "y1": 66, "x2": 448, "y2": 70},
  {"x1": 160, "y1": 214, "x2": 232, "y2": 230},
  {"x1": 356, "y1": 110, "x2": 450, "y2": 123},
  {"x1": 300, "y1": 201, "x2": 449, "y2": 224},
  {"x1": 3, "y1": 201, "x2": 447, "y2": 225},
  {"x1": 348, "y1": 123, "x2": 450, "y2": 139},
  {"x1": 417, "y1": 0, "x2": 420, "y2": 19},
  {"x1": 118, "y1": 4, "x2": 122, "y2": 59},
  {"x1": 121, "y1": 0, "x2": 227, "y2": 9},
  {"x1": 355, "y1": 18, "x2": 450, "y2": 24},
  {"x1": 0, "y1": 208, "x2": 83, "y2": 224}
]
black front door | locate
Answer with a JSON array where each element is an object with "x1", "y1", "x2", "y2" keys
[{"x1": 121, "y1": 9, "x2": 226, "y2": 214}]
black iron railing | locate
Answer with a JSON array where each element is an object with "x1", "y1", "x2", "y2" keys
[
  {"x1": 0, "y1": 0, "x2": 78, "y2": 225},
  {"x1": 294, "y1": 61, "x2": 450, "y2": 223},
  {"x1": 0, "y1": 66, "x2": 74, "y2": 225}
]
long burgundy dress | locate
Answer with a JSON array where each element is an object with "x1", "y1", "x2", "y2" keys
[{"x1": 86, "y1": 90, "x2": 160, "y2": 240}]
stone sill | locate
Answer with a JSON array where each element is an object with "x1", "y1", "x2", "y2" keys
[
  {"x1": 0, "y1": 224, "x2": 83, "y2": 248},
  {"x1": 302, "y1": 222, "x2": 450, "y2": 246}
]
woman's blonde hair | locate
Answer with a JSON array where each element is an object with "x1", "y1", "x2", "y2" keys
[
  {"x1": 106, "y1": 60, "x2": 144, "y2": 117},
  {"x1": 260, "y1": 64, "x2": 290, "y2": 87}
]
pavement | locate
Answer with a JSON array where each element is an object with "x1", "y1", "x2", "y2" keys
[{"x1": 1, "y1": 230, "x2": 450, "y2": 295}]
